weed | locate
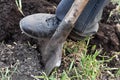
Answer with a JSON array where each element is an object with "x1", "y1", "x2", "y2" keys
[
  {"x1": 116, "y1": 69, "x2": 120, "y2": 77},
  {"x1": 15, "y1": 0, "x2": 24, "y2": 16}
]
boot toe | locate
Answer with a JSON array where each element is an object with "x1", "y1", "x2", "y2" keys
[{"x1": 20, "y1": 13, "x2": 58, "y2": 39}]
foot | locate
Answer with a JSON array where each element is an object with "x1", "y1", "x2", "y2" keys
[
  {"x1": 20, "y1": 13, "x2": 60, "y2": 39},
  {"x1": 69, "y1": 23, "x2": 99, "y2": 41}
]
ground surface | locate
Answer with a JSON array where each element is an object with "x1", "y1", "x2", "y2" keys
[{"x1": 0, "y1": 0, "x2": 120, "y2": 80}]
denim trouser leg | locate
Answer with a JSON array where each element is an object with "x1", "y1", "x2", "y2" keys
[{"x1": 56, "y1": 0, "x2": 109, "y2": 36}]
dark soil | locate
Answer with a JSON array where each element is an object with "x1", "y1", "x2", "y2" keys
[
  {"x1": 0, "y1": 0, "x2": 57, "y2": 79},
  {"x1": 0, "y1": 42, "x2": 41, "y2": 80},
  {"x1": 91, "y1": 23, "x2": 120, "y2": 52},
  {"x1": 0, "y1": 0, "x2": 120, "y2": 80}
]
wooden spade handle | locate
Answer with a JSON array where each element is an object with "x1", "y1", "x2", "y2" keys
[{"x1": 64, "y1": 0, "x2": 89, "y2": 25}]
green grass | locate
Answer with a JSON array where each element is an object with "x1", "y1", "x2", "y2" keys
[
  {"x1": 0, "y1": 63, "x2": 18, "y2": 80},
  {"x1": 116, "y1": 69, "x2": 120, "y2": 77}
]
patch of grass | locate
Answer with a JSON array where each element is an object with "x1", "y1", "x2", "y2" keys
[
  {"x1": 79, "y1": 50, "x2": 101, "y2": 80},
  {"x1": 0, "y1": 62, "x2": 18, "y2": 80},
  {"x1": 33, "y1": 37, "x2": 103, "y2": 80}
]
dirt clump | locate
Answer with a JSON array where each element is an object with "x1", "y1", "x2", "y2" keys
[{"x1": 91, "y1": 23, "x2": 120, "y2": 52}]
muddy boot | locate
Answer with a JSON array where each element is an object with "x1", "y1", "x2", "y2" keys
[{"x1": 20, "y1": 13, "x2": 60, "y2": 39}]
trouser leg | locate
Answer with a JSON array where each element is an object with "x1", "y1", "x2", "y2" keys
[{"x1": 56, "y1": 0, "x2": 109, "y2": 37}]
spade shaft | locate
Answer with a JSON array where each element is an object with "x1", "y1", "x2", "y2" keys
[{"x1": 42, "y1": 0, "x2": 89, "y2": 75}]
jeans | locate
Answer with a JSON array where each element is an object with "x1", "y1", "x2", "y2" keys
[{"x1": 56, "y1": 0, "x2": 109, "y2": 36}]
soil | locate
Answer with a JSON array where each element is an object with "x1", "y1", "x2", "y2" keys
[
  {"x1": 0, "y1": 42, "x2": 41, "y2": 80},
  {"x1": 0, "y1": 0, "x2": 120, "y2": 80}
]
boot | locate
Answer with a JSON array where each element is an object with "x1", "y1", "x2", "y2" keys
[{"x1": 20, "y1": 13, "x2": 60, "y2": 40}]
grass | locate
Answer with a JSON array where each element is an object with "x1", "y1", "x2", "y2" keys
[
  {"x1": 15, "y1": 0, "x2": 24, "y2": 16},
  {"x1": 0, "y1": 62, "x2": 18, "y2": 80},
  {"x1": 116, "y1": 69, "x2": 120, "y2": 77}
]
